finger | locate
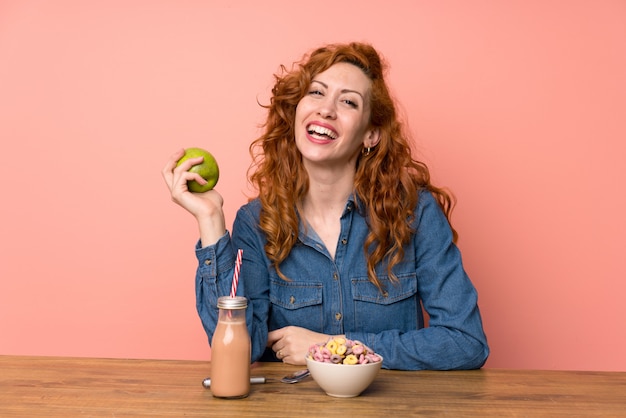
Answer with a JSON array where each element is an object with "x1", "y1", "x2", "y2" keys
[
  {"x1": 162, "y1": 149, "x2": 186, "y2": 184},
  {"x1": 266, "y1": 329, "x2": 283, "y2": 347},
  {"x1": 182, "y1": 171, "x2": 208, "y2": 187},
  {"x1": 163, "y1": 149, "x2": 185, "y2": 172},
  {"x1": 174, "y1": 156, "x2": 205, "y2": 174},
  {"x1": 271, "y1": 341, "x2": 283, "y2": 355}
]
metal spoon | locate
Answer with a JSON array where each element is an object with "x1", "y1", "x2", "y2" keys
[
  {"x1": 281, "y1": 369, "x2": 310, "y2": 384},
  {"x1": 203, "y1": 376, "x2": 266, "y2": 388}
]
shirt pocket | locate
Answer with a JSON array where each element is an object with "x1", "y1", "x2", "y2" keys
[
  {"x1": 269, "y1": 277, "x2": 324, "y2": 332},
  {"x1": 351, "y1": 273, "x2": 420, "y2": 333}
]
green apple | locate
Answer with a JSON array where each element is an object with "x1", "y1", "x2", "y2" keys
[{"x1": 176, "y1": 147, "x2": 220, "y2": 192}]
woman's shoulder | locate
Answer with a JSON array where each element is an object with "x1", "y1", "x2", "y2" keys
[
  {"x1": 236, "y1": 198, "x2": 262, "y2": 219},
  {"x1": 413, "y1": 188, "x2": 452, "y2": 234},
  {"x1": 413, "y1": 188, "x2": 448, "y2": 225},
  {"x1": 416, "y1": 188, "x2": 438, "y2": 209}
]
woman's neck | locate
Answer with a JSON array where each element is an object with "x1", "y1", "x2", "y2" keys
[
  {"x1": 302, "y1": 164, "x2": 355, "y2": 218},
  {"x1": 300, "y1": 168, "x2": 354, "y2": 260}
]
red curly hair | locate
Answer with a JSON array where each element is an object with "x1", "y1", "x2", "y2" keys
[{"x1": 248, "y1": 42, "x2": 457, "y2": 291}]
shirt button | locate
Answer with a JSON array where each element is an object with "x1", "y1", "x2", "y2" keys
[
  {"x1": 204, "y1": 259, "x2": 212, "y2": 266},
  {"x1": 333, "y1": 272, "x2": 339, "y2": 280},
  {"x1": 289, "y1": 296, "x2": 296, "y2": 305},
  {"x1": 341, "y1": 238, "x2": 347, "y2": 245},
  {"x1": 335, "y1": 312, "x2": 342, "y2": 321}
]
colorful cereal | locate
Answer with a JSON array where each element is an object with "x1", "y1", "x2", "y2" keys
[{"x1": 307, "y1": 337, "x2": 382, "y2": 365}]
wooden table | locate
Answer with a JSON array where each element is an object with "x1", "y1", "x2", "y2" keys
[{"x1": 1, "y1": 356, "x2": 625, "y2": 417}]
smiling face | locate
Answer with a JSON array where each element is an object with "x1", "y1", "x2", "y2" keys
[{"x1": 294, "y1": 62, "x2": 380, "y2": 171}]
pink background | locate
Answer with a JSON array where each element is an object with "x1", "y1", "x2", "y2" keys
[{"x1": 1, "y1": 0, "x2": 625, "y2": 371}]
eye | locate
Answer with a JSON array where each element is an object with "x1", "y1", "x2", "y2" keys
[
  {"x1": 308, "y1": 89, "x2": 323, "y2": 96},
  {"x1": 343, "y1": 99, "x2": 358, "y2": 108}
]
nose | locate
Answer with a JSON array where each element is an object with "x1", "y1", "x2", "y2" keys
[{"x1": 318, "y1": 97, "x2": 337, "y2": 119}]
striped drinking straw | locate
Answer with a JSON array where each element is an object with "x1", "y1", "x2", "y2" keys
[{"x1": 230, "y1": 249, "x2": 243, "y2": 298}]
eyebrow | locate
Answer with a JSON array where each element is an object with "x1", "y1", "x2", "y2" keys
[{"x1": 311, "y1": 80, "x2": 365, "y2": 99}]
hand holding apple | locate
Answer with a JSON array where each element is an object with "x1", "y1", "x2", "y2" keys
[
  {"x1": 163, "y1": 147, "x2": 226, "y2": 246},
  {"x1": 175, "y1": 147, "x2": 220, "y2": 192}
]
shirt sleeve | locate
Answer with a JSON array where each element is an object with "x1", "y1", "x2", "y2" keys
[
  {"x1": 194, "y1": 231, "x2": 234, "y2": 352},
  {"x1": 194, "y1": 204, "x2": 270, "y2": 364},
  {"x1": 346, "y1": 191, "x2": 490, "y2": 370}
]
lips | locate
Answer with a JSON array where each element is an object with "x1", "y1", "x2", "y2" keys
[{"x1": 306, "y1": 123, "x2": 338, "y2": 140}]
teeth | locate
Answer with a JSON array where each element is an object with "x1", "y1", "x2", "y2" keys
[{"x1": 308, "y1": 125, "x2": 338, "y2": 139}]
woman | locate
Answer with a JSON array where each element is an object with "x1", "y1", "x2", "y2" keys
[{"x1": 162, "y1": 42, "x2": 489, "y2": 370}]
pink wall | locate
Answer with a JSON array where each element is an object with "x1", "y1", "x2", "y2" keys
[{"x1": 1, "y1": 0, "x2": 625, "y2": 371}]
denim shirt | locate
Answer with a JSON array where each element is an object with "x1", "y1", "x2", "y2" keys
[{"x1": 194, "y1": 190, "x2": 489, "y2": 370}]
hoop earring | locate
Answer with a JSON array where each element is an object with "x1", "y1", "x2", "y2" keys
[{"x1": 362, "y1": 146, "x2": 371, "y2": 156}]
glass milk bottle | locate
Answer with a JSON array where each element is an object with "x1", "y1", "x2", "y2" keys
[{"x1": 210, "y1": 296, "x2": 251, "y2": 398}]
